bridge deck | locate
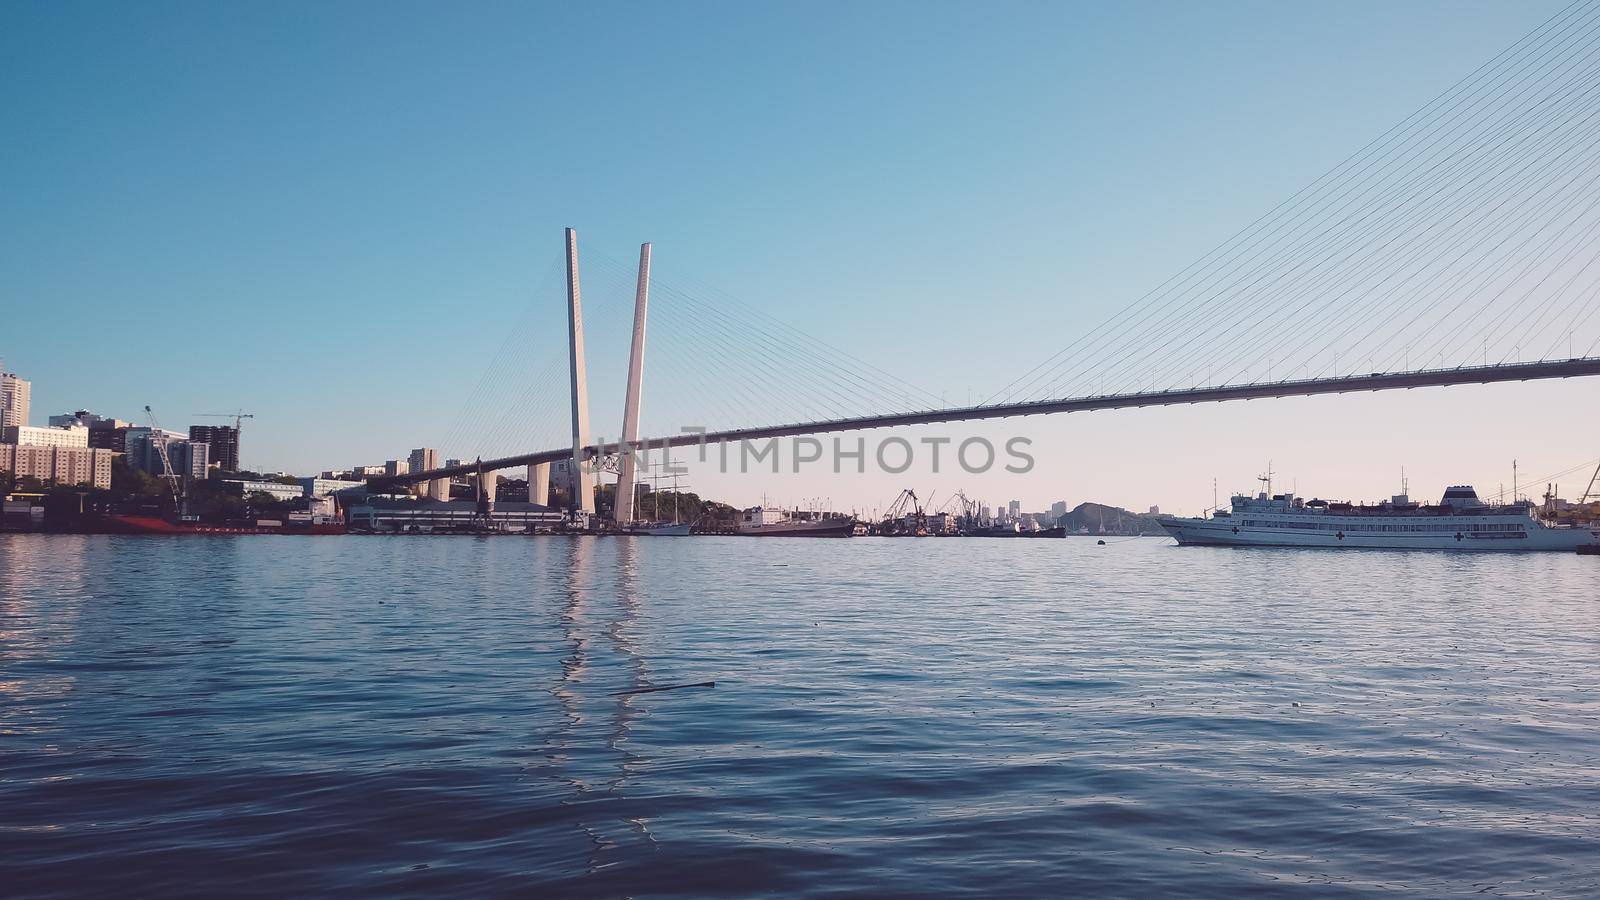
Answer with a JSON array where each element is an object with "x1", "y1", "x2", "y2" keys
[{"x1": 367, "y1": 357, "x2": 1600, "y2": 490}]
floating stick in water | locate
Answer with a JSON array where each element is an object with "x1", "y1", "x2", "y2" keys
[{"x1": 612, "y1": 681, "x2": 716, "y2": 697}]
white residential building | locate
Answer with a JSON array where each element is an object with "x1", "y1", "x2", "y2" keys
[
  {"x1": 301, "y1": 477, "x2": 364, "y2": 498},
  {"x1": 2, "y1": 424, "x2": 89, "y2": 448},
  {"x1": 223, "y1": 480, "x2": 304, "y2": 502}
]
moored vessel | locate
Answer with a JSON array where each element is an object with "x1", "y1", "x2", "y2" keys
[
  {"x1": 624, "y1": 521, "x2": 692, "y2": 536},
  {"x1": 1158, "y1": 483, "x2": 1599, "y2": 552},
  {"x1": 967, "y1": 523, "x2": 1066, "y2": 538},
  {"x1": 85, "y1": 514, "x2": 347, "y2": 535},
  {"x1": 736, "y1": 507, "x2": 855, "y2": 537}
]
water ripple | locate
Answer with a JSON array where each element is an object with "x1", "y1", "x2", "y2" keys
[{"x1": 2, "y1": 534, "x2": 1598, "y2": 896}]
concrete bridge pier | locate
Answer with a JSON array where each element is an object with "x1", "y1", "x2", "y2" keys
[{"x1": 526, "y1": 462, "x2": 550, "y2": 506}]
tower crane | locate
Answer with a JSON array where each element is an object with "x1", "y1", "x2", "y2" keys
[
  {"x1": 194, "y1": 410, "x2": 254, "y2": 469},
  {"x1": 195, "y1": 410, "x2": 255, "y2": 432}
]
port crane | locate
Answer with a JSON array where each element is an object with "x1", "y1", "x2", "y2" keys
[
  {"x1": 937, "y1": 490, "x2": 983, "y2": 530},
  {"x1": 881, "y1": 488, "x2": 927, "y2": 536}
]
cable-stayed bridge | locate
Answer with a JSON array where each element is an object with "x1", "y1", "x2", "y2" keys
[{"x1": 371, "y1": 0, "x2": 1600, "y2": 513}]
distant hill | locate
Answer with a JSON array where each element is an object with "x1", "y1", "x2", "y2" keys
[{"x1": 1059, "y1": 502, "x2": 1164, "y2": 536}]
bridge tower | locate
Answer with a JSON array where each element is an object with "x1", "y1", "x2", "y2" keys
[
  {"x1": 526, "y1": 462, "x2": 550, "y2": 507},
  {"x1": 565, "y1": 227, "x2": 596, "y2": 516},
  {"x1": 614, "y1": 242, "x2": 651, "y2": 525}
]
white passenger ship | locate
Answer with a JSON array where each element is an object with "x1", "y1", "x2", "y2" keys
[{"x1": 1157, "y1": 484, "x2": 1599, "y2": 551}]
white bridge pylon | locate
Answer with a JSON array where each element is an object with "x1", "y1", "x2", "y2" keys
[
  {"x1": 614, "y1": 242, "x2": 651, "y2": 525},
  {"x1": 560, "y1": 228, "x2": 653, "y2": 522},
  {"x1": 564, "y1": 227, "x2": 596, "y2": 516}
]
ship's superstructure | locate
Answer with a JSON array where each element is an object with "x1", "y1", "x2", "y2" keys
[{"x1": 1158, "y1": 484, "x2": 1599, "y2": 551}]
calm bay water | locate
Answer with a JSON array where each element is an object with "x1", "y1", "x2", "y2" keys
[{"x1": 2, "y1": 534, "x2": 1598, "y2": 897}]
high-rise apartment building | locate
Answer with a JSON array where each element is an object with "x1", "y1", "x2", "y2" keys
[
  {"x1": 124, "y1": 427, "x2": 210, "y2": 481},
  {"x1": 189, "y1": 425, "x2": 240, "y2": 471},
  {"x1": 0, "y1": 372, "x2": 30, "y2": 430},
  {"x1": 409, "y1": 448, "x2": 449, "y2": 500}
]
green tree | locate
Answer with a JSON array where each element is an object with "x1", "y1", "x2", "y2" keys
[{"x1": 111, "y1": 458, "x2": 166, "y2": 498}]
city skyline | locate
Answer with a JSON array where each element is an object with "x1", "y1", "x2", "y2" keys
[{"x1": 4, "y1": 1, "x2": 1597, "y2": 512}]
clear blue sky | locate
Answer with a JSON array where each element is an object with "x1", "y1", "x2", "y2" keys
[{"x1": 5, "y1": 1, "x2": 1595, "y2": 512}]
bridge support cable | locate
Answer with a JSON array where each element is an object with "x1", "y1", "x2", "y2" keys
[
  {"x1": 985, "y1": 0, "x2": 1600, "y2": 405},
  {"x1": 596, "y1": 262, "x2": 850, "y2": 430},
  {"x1": 605, "y1": 258, "x2": 942, "y2": 422},
  {"x1": 584, "y1": 253, "x2": 861, "y2": 426},
  {"x1": 982, "y1": 0, "x2": 1600, "y2": 407},
  {"x1": 584, "y1": 249, "x2": 944, "y2": 433},
  {"x1": 1173, "y1": 87, "x2": 1600, "y2": 389},
  {"x1": 1049, "y1": 34, "x2": 1600, "y2": 399},
  {"x1": 622, "y1": 251, "x2": 946, "y2": 411}
]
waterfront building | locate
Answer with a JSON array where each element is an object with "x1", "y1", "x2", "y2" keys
[
  {"x1": 0, "y1": 372, "x2": 29, "y2": 430},
  {"x1": 0, "y1": 443, "x2": 114, "y2": 489},
  {"x1": 408, "y1": 447, "x2": 449, "y2": 501},
  {"x1": 384, "y1": 459, "x2": 409, "y2": 477},
  {"x1": 301, "y1": 477, "x2": 364, "y2": 498},
  {"x1": 345, "y1": 499, "x2": 562, "y2": 532},
  {"x1": 188, "y1": 425, "x2": 240, "y2": 471},
  {"x1": 2, "y1": 424, "x2": 89, "y2": 449},
  {"x1": 408, "y1": 447, "x2": 436, "y2": 472},
  {"x1": 221, "y1": 479, "x2": 304, "y2": 502},
  {"x1": 1008, "y1": 500, "x2": 1022, "y2": 518},
  {"x1": 1050, "y1": 500, "x2": 1068, "y2": 519}
]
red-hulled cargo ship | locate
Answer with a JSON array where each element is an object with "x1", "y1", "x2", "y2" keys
[{"x1": 86, "y1": 515, "x2": 347, "y2": 535}]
